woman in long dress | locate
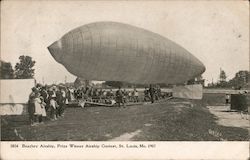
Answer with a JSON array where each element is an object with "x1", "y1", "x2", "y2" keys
[
  {"x1": 28, "y1": 87, "x2": 37, "y2": 126},
  {"x1": 34, "y1": 92, "x2": 42, "y2": 125}
]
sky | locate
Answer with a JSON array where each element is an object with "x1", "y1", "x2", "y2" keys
[{"x1": 1, "y1": 1, "x2": 249, "y2": 85}]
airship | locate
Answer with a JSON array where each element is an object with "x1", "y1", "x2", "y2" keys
[{"x1": 48, "y1": 21, "x2": 205, "y2": 84}]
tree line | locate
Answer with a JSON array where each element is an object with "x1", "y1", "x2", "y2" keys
[
  {"x1": 207, "y1": 69, "x2": 249, "y2": 89},
  {"x1": 103, "y1": 69, "x2": 249, "y2": 89},
  {"x1": 0, "y1": 55, "x2": 36, "y2": 79}
]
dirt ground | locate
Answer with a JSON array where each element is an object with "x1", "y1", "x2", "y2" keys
[
  {"x1": 207, "y1": 105, "x2": 249, "y2": 130},
  {"x1": 1, "y1": 93, "x2": 249, "y2": 141}
]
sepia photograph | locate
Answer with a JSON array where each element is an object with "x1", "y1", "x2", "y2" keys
[{"x1": 0, "y1": 0, "x2": 249, "y2": 159}]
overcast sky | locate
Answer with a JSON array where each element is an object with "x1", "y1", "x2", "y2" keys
[{"x1": 1, "y1": 1, "x2": 249, "y2": 85}]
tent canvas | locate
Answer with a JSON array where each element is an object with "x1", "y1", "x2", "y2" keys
[
  {"x1": 173, "y1": 84, "x2": 203, "y2": 100},
  {"x1": 0, "y1": 79, "x2": 35, "y2": 104}
]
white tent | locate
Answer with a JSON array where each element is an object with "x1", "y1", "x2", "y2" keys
[
  {"x1": 173, "y1": 84, "x2": 203, "y2": 100},
  {"x1": 0, "y1": 79, "x2": 35, "y2": 115}
]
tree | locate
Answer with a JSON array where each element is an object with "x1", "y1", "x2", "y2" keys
[
  {"x1": 219, "y1": 69, "x2": 227, "y2": 83},
  {"x1": 14, "y1": 55, "x2": 36, "y2": 79},
  {"x1": 0, "y1": 61, "x2": 14, "y2": 79},
  {"x1": 215, "y1": 68, "x2": 227, "y2": 88},
  {"x1": 228, "y1": 70, "x2": 249, "y2": 89}
]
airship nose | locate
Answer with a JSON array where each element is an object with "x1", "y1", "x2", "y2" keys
[{"x1": 48, "y1": 40, "x2": 63, "y2": 63}]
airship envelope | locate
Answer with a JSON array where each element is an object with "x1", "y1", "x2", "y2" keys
[{"x1": 48, "y1": 21, "x2": 205, "y2": 84}]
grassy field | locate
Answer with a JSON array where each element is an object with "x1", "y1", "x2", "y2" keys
[{"x1": 1, "y1": 93, "x2": 248, "y2": 141}]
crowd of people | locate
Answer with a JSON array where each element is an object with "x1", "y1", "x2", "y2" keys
[
  {"x1": 28, "y1": 84, "x2": 69, "y2": 126},
  {"x1": 73, "y1": 85, "x2": 170, "y2": 107},
  {"x1": 27, "y1": 83, "x2": 171, "y2": 126},
  {"x1": 73, "y1": 87, "x2": 141, "y2": 105}
]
